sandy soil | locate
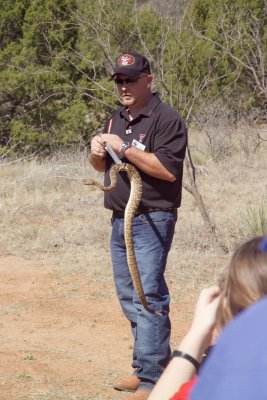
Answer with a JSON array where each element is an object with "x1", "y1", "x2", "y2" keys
[{"x1": 0, "y1": 255, "x2": 192, "y2": 400}]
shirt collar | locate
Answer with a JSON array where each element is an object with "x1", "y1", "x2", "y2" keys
[{"x1": 120, "y1": 92, "x2": 161, "y2": 120}]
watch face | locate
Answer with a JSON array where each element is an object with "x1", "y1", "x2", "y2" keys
[
  {"x1": 122, "y1": 142, "x2": 130, "y2": 151},
  {"x1": 119, "y1": 141, "x2": 131, "y2": 159}
]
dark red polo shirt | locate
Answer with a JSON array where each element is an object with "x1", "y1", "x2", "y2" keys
[{"x1": 103, "y1": 93, "x2": 187, "y2": 212}]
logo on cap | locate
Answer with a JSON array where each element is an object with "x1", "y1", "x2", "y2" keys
[{"x1": 118, "y1": 54, "x2": 135, "y2": 66}]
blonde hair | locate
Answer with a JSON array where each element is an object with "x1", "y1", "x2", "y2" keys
[{"x1": 217, "y1": 236, "x2": 267, "y2": 329}]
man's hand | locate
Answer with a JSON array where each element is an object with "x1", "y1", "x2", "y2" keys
[
  {"x1": 89, "y1": 135, "x2": 107, "y2": 173},
  {"x1": 101, "y1": 133, "x2": 124, "y2": 154},
  {"x1": 90, "y1": 135, "x2": 107, "y2": 160}
]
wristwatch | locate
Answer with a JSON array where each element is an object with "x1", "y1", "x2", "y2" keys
[{"x1": 119, "y1": 141, "x2": 131, "y2": 158}]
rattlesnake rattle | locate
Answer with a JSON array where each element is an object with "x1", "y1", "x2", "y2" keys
[{"x1": 83, "y1": 162, "x2": 163, "y2": 317}]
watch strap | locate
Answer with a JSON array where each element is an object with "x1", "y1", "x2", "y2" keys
[{"x1": 119, "y1": 141, "x2": 131, "y2": 158}]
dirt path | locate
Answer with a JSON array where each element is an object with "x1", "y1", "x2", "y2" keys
[{"x1": 0, "y1": 256, "x2": 191, "y2": 400}]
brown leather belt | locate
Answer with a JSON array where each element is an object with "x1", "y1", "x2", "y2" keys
[{"x1": 112, "y1": 207, "x2": 177, "y2": 218}]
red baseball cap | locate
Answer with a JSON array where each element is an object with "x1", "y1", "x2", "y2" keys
[{"x1": 111, "y1": 52, "x2": 151, "y2": 79}]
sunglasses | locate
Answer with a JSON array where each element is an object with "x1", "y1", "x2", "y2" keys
[{"x1": 113, "y1": 75, "x2": 148, "y2": 86}]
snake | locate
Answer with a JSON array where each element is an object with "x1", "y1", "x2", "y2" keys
[{"x1": 83, "y1": 163, "x2": 162, "y2": 316}]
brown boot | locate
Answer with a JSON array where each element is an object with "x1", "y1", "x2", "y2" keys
[
  {"x1": 124, "y1": 390, "x2": 151, "y2": 400},
  {"x1": 113, "y1": 375, "x2": 140, "y2": 392}
]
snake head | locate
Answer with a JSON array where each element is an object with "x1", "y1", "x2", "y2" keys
[{"x1": 82, "y1": 179, "x2": 94, "y2": 185}]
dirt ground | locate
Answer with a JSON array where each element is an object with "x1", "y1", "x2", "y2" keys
[{"x1": 0, "y1": 255, "x2": 192, "y2": 400}]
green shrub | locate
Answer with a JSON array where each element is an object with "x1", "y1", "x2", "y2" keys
[{"x1": 240, "y1": 201, "x2": 267, "y2": 237}]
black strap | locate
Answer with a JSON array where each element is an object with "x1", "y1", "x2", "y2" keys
[{"x1": 171, "y1": 350, "x2": 200, "y2": 372}]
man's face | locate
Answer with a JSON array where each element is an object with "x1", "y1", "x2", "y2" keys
[{"x1": 114, "y1": 73, "x2": 152, "y2": 110}]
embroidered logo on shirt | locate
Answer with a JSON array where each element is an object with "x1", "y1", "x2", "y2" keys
[
  {"x1": 139, "y1": 134, "x2": 146, "y2": 143},
  {"x1": 118, "y1": 54, "x2": 135, "y2": 66}
]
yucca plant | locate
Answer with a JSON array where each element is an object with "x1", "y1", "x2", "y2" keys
[{"x1": 240, "y1": 202, "x2": 267, "y2": 237}]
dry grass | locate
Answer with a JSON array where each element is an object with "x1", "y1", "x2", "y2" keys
[{"x1": 0, "y1": 126, "x2": 267, "y2": 305}]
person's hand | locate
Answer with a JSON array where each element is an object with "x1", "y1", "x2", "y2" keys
[
  {"x1": 90, "y1": 135, "x2": 107, "y2": 160},
  {"x1": 101, "y1": 133, "x2": 124, "y2": 154},
  {"x1": 187, "y1": 286, "x2": 221, "y2": 350}
]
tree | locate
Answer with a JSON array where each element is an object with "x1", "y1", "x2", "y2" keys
[
  {"x1": 189, "y1": 0, "x2": 267, "y2": 118},
  {"x1": 0, "y1": 0, "x2": 86, "y2": 153},
  {"x1": 0, "y1": 0, "x2": 266, "y2": 155}
]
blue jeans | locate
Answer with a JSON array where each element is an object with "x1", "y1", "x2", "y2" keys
[{"x1": 110, "y1": 210, "x2": 177, "y2": 390}]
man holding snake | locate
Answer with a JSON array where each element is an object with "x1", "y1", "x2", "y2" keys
[{"x1": 89, "y1": 51, "x2": 187, "y2": 399}]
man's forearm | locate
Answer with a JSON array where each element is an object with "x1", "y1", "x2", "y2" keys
[
  {"x1": 124, "y1": 146, "x2": 176, "y2": 182},
  {"x1": 100, "y1": 133, "x2": 176, "y2": 182}
]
